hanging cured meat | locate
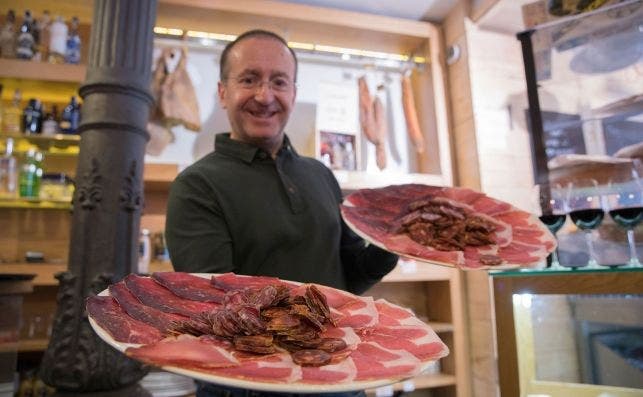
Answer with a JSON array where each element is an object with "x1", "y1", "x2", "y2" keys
[
  {"x1": 87, "y1": 272, "x2": 448, "y2": 392},
  {"x1": 340, "y1": 184, "x2": 556, "y2": 270},
  {"x1": 401, "y1": 74, "x2": 425, "y2": 154},
  {"x1": 358, "y1": 76, "x2": 378, "y2": 146},
  {"x1": 372, "y1": 95, "x2": 387, "y2": 170}
]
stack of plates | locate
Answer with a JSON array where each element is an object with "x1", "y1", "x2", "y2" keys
[
  {"x1": 0, "y1": 382, "x2": 14, "y2": 397},
  {"x1": 139, "y1": 370, "x2": 196, "y2": 397}
]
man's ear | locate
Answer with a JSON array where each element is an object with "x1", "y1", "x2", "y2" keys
[{"x1": 217, "y1": 81, "x2": 227, "y2": 109}]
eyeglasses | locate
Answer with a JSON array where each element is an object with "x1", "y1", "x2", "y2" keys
[{"x1": 227, "y1": 74, "x2": 295, "y2": 93}]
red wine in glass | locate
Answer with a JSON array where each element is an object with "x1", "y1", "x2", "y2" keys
[
  {"x1": 609, "y1": 206, "x2": 643, "y2": 229},
  {"x1": 539, "y1": 214, "x2": 567, "y2": 234},
  {"x1": 569, "y1": 208, "x2": 605, "y2": 230}
]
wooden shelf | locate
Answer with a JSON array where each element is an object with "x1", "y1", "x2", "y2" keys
[
  {"x1": 18, "y1": 338, "x2": 49, "y2": 352},
  {"x1": 0, "y1": 198, "x2": 72, "y2": 210},
  {"x1": 382, "y1": 261, "x2": 454, "y2": 282},
  {"x1": 0, "y1": 59, "x2": 86, "y2": 83},
  {"x1": 366, "y1": 373, "x2": 456, "y2": 395},
  {"x1": 0, "y1": 263, "x2": 66, "y2": 286},
  {"x1": 428, "y1": 321, "x2": 454, "y2": 333}
]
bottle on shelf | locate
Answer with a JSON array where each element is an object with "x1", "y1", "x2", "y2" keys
[
  {"x1": 41, "y1": 105, "x2": 59, "y2": 136},
  {"x1": 48, "y1": 16, "x2": 67, "y2": 64},
  {"x1": 60, "y1": 96, "x2": 80, "y2": 134},
  {"x1": 0, "y1": 84, "x2": 3, "y2": 131},
  {"x1": 34, "y1": 10, "x2": 52, "y2": 62},
  {"x1": 0, "y1": 137, "x2": 18, "y2": 199},
  {"x1": 3, "y1": 89, "x2": 22, "y2": 134},
  {"x1": 23, "y1": 99, "x2": 43, "y2": 135},
  {"x1": 16, "y1": 10, "x2": 35, "y2": 60},
  {"x1": 19, "y1": 149, "x2": 43, "y2": 198},
  {"x1": 65, "y1": 16, "x2": 81, "y2": 64},
  {"x1": 0, "y1": 9, "x2": 17, "y2": 59}
]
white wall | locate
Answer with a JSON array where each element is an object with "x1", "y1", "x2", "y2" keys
[
  {"x1": 466, "y1": 20, "x2": 535, "y2": 211},
  {"x1": 145, "y1": 44, "x2": 421, "y2": 177}
]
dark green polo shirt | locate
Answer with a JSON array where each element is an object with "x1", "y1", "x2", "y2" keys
[{"x1": 165, "y1": 133, "x2": 397, "y2": 294}]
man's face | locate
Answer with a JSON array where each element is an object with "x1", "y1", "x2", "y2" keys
[{"x1": 218, "y1": 37, "x2": 297, "y2": 151}]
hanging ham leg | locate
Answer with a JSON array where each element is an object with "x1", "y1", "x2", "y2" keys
[
  {"x1": 372, "y1": 95, "x2": 387, "y2": 170},
  {"x1": 358, "y1": 76, "x2": 378, "y2": 145},
  {"x1": 401, "y1": 74, "x2": 425, "y2": 153}
]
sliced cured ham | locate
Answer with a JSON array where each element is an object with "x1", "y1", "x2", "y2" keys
[
  {"x1": 342, "y1": 184, "x2": 556, "y2": 269},
  {"x1": 359, "y1": 325, "x2": 448, "y2": 361},
  {"x1": 350, "y1": 342, "x2": 421, "y2": 381},
  {"x1": 126, "y1": 335, "x2": 239, "y2": 369},
  {"x1": 124, "y1": 274, "x2": 219, "y2": 317},
  {"x1": 209, "y1": 352, "x2": 302, "y2": 383},
  {"x1": 152, "y1": 272, "x2": 226, "y2": 303},
  {"x1": 301, "y1": 356, "x2": 357, "y2": 384},
  {"x1": 109, "y1": 282, "x2": 187, "y2": 333},
  {"x1": 87, "y1": 296, "x2": 162, "y2": 344}
]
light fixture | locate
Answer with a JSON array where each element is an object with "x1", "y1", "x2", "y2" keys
[{"x1": 153, "y1": 26, "x2": 425, "y2": 65}]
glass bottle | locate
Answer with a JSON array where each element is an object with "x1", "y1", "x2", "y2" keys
[
  {"x1": 19, "y1": 149, "x2": 43, "y2": 198},
  {"x1": 34, "y1": 10, "x2": 51, "y2": 62},
  {"x1": 65, "y1": 16, "x2": 81, "y2": 64},
  {"x1": 0, "y1": 84, "x2": 3, "y2": 133},
  {"x1": 0, "y1": 137, "x2": 18, "y2": 198},
  {"x1": 23, "y1": 99, "x2": 43, "y2": 134},
  {"x1": 60, "y1": 96, "x2": 80, "y2": 134},
  {"x1": 16, "y1": 10, "x2": 35, "y2": 60},
  {"x1": 48, "y1": 16, "x2": 67, "y2": 64},
  {"x1": 0, "y1": 9, "x2": 17, "y2": 59},
  {"x1": 41, "y1": 105, "x2": 59, "y2": 136},
  {"x1": 3, "y1": 89, "x2": 22, "y2": 134}
]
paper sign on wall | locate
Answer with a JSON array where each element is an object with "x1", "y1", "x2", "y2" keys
[{"x1": 315, "y1": 81, "x2": 360, "y2": 171}]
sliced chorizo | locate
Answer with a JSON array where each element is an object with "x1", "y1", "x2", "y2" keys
[{"x1": 291, "y1": 349, "x2": 331, "y2": 367}]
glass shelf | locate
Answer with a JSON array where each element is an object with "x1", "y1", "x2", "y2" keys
[
  {"x1": 0, "y1": 198, "x2": 72, "y2": 210},
  {"x1": 490, "y1": 265, "x2": 643, "y2": 277},
  {"x1": 0, "y1": 133, "x2": 80, "y2": 156}
]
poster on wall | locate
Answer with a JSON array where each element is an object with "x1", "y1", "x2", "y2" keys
[{"x1": 315, "y1": 81, "x2": 360, "y2": 171}]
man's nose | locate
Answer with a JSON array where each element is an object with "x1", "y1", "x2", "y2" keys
[{"x1": 254, "y1": 82, "x2": 275, "y2": 103}]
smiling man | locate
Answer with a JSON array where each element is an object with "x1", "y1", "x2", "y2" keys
[{"x1": 165, "y1": 31, "x2": 398, "y2": 396}]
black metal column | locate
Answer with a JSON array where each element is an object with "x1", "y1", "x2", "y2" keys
[
  {"x1": 517, "y1": 30, "x2": 549, "y2": 186},
  {"x1": 40, "y1": 0, "x2": 157, "y2": 392}
]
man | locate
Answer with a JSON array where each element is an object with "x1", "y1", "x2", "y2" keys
[{"x1": 165, "y1": 30, "x2": 399, "y2": 397}]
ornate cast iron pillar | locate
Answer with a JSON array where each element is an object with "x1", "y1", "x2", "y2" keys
[{"x1": 40, "y1": 0, "x2": 157, "y2": 391}]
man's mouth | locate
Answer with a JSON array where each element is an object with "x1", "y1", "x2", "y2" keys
[{"x1": 246, "y1": 108, "x2": 278, "y2": 119}]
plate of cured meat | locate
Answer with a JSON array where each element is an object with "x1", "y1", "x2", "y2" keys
[
  {"x1": 341, "y1": 184, "x2": 556, "y2": 270},
  {"x1": 87, "y1": 272, "x2": 449, "y2": 393}
]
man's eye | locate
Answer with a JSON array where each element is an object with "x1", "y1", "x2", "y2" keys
[
  {"x1": 239, "y1": 77, "x2": 256, "y2": 86},
  {"x1": 272, "y1": 78, "x2": 289, "y2": 89}
]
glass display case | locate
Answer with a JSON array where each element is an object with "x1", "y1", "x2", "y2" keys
[
  {"x1": 517, "y1": 0, "x2": 643, "y2": 185},
  {"x1": 490, "y1": 267, "x2": 643, "y2": 397}
]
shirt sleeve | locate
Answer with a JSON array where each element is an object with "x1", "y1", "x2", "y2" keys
[
  {"x1": 322, "y1": 167, "x2": 398, "y2": 295},
  {"x1": 165, "y1": 170, "x2": 235, "y2": 274}
]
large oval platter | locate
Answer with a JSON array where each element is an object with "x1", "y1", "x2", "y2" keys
[
  {"x1": 88, "y1": 272, "x2": 448, "y2": 393},
  {"x1": 341, "y1": 184, "x2": 556, "y2": 270}
]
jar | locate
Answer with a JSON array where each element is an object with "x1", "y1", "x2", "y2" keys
[{"x1": 39, "y1": 172, "x2": 74, "y2": 201}]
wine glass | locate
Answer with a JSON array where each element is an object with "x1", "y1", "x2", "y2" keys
[
  {"x1": 533, "y1": 182, "x2": 567, "y2": 270},
  {"x1": 604, "y1": 162, "x2": 643, "y2": 268},
  {"x1": 566, "y1": 178, "x2": 605, "y2": 269}
]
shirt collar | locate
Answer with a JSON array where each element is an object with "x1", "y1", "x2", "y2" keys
[{"x1": 214, "y1": 133, "x2": 298, "y2": 163}]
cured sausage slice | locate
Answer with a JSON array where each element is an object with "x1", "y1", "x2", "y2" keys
[{"x1": 292, "y1": 349, "x2": 331, "y2": 367}]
